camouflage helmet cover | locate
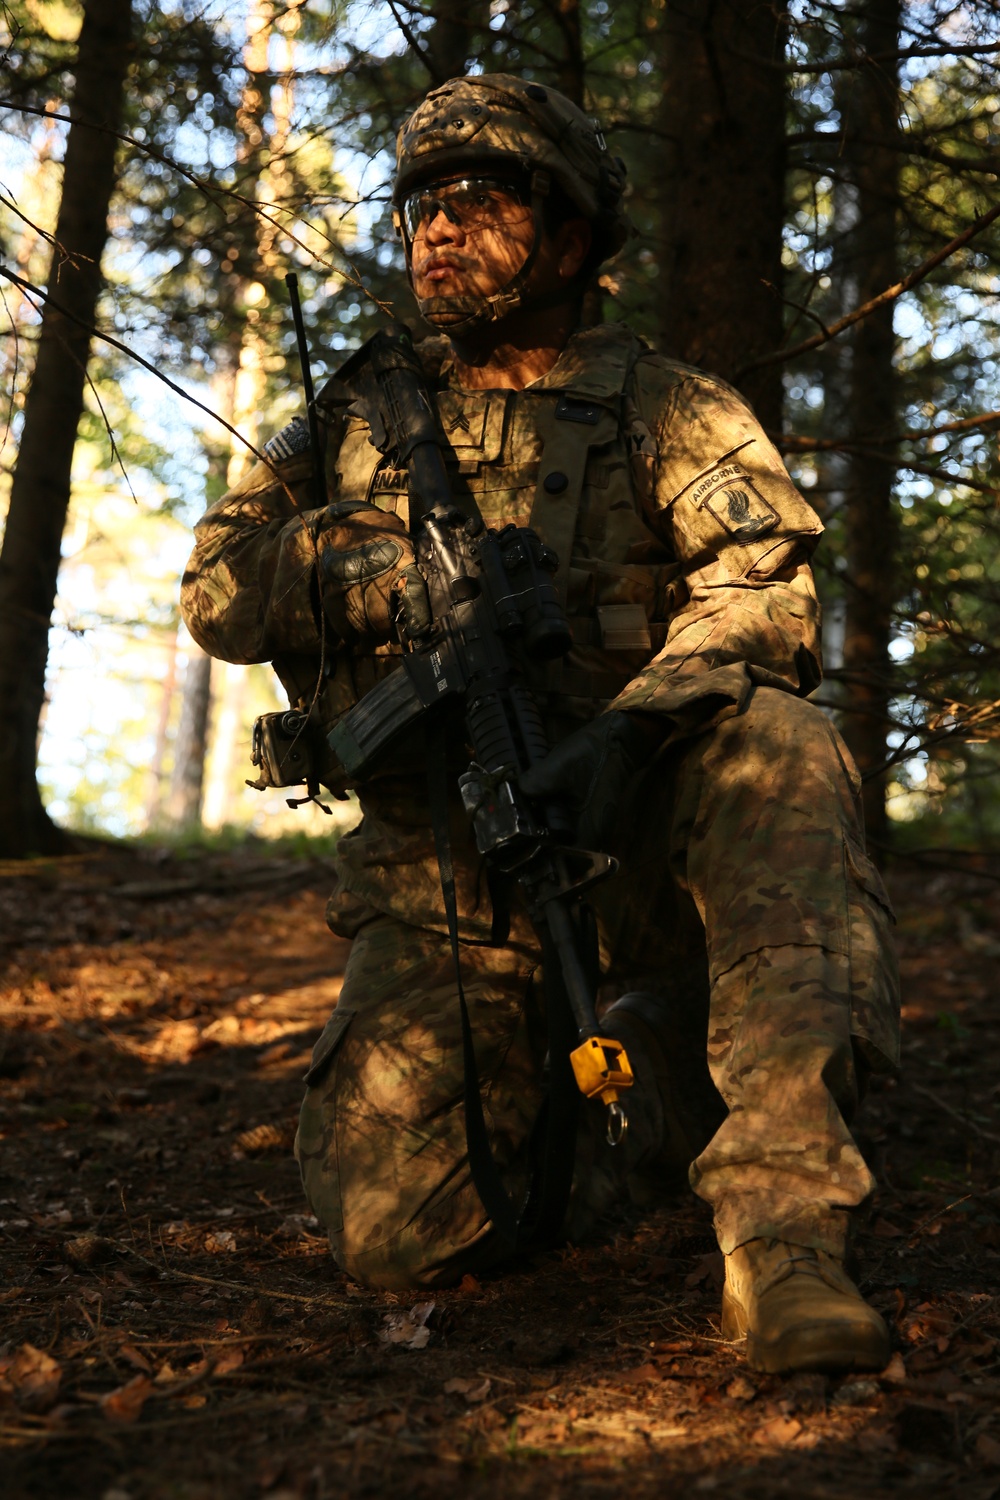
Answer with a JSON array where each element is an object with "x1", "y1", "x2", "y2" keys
[{"x1": 393, "y1": 73, "x2": 630, "y2": 262}]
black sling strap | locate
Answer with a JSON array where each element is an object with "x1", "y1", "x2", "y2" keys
[{"x1": 425, "y1": 718, "x2": 580, "y2": 1252}]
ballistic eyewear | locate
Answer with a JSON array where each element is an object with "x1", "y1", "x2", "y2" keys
[{"x1": 401, "y1": 177, "x2": 533, "y2": 240}]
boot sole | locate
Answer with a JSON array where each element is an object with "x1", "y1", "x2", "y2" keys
[
  {"x1": 724, "y1": 1286, "x2": 890, "y2": 1374},
  {"x1": 745, "y1": 1318, "x2": 890, "y2": 1375}
]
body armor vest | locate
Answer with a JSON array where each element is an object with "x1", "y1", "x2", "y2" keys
[{"x1": 274, "y1": 326, "x2": 687, "y2": 780}]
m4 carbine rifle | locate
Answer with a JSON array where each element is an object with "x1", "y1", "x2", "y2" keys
[{"x1": 329, "y1": 322, "x2": 634, "y2": 1243}]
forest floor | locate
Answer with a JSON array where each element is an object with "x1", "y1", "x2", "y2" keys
[{"x1": 1, "y1": 842, "x2": 999, "y2": 1499}]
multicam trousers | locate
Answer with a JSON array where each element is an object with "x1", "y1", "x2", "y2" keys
[{"x1": 295, "y1": 687, "x2": 900, "y2": 1289}]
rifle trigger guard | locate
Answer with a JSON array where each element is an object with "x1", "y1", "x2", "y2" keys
[{"x1": 534, "y1": 847, "x2": 618, "y2": 904}]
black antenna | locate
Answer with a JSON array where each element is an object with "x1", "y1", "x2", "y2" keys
[{"x1": 285, "y1": 272, "x2": 326, "y2": 512}]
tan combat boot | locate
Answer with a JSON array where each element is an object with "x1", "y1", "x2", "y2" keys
[{"x1": 722, "y1": 1238, "x2": 891, "y2": 1374}]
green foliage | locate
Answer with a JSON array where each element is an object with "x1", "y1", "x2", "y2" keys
[
  {"x1": 6, "y1": 0, "x2": 1000, "y2": 844},
  {"x1": 130, "y1": 820, "x2": 350, "y2": 859}
]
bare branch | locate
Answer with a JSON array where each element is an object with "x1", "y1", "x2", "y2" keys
[
  {"x1": 737, "y1": 199, "x2": 1000, "y2": 379},
  {"x1": 384, "y1": 0, "x2": 440, "y2": 82},
  {"x1": 81, "y1": 352, "x2": 137, "y2": 504},
  {"x1": 0, "y1": 279, "x2": 19, "y2": 464},
  {"x1": 0, "y1": 101, "x2": 373, "y2": 300},
  {"x1": 781, "y1": 39, "x2": 1000, "y2": 72},
  {"x1": 788, "y1": 439, "x2": 999, "y2": 496},
  {"x1": 778, "y1": 408, "x2": 1000, "y2": 452},
  {"x1": 0, "y1": 263, "x2": 291, "y2": 491},
  {"x1": 789, "y1": 128, "x2": 1000, "y2": 176},
  {"x1": 0, "y1": 184, "x2": 79, "y2": 265}
]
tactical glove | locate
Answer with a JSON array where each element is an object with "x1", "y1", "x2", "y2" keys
[
  {"x1": 518, "y1": 710, "x2": 666, "y2": 852},
  {"x1": 316, "y1": 502, "x2": 424, "y2": 643}
]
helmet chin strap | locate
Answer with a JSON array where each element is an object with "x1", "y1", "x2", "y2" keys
[{"x1": 406, "y1": 169, "x2": 580, "y2": 336}]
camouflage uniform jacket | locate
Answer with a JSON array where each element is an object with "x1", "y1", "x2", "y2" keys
[{"x1": 181, "y1": 323, "x2": 824, "y2": 941}]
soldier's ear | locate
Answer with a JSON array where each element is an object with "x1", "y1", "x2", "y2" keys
[{"x1": 557, "y1": 218, "x2": 592, "y2": 279}]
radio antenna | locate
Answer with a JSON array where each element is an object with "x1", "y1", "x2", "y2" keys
[{"x1": 285, "y1": 272, "x2": 326, "y2": 512}]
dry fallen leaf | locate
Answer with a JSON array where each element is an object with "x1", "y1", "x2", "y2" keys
[
  {"x1": 204, "y1": 1230, "x2": 237, "y2": 1253},
  {"x1": 213, "y1": 1346, "x2": 245, "y2": 1376},
  {"x1": 976, "y1": 1432, "x2": 1000, "y2": 1466},
  {"x1": 119, "y1": 1344, "x2": 154, "y2": 1374},
  {"x1": 64, "y1": 1232, "x2": 118, "y2": 1268},
  {"x1": 276, "y1": 1214, "x2": 320, "y2": 1240},
  {"x1": 753, "y1": 1415, "x2": 803, "y2": 1447},
  {"x1": 255, "y1": 1042, "x2": 294, "y2": 1068},
  {"x1": 101, "y1": 1374, "x2": 154, "y2": 1424},
  {"x1": 726, "y1": 1375, "x2": 757, "y2": 1402},
  {"x1": 443, "y1": 1376, "x2": 491, "y2": 1404},
  {"x1": 684, "y1": 1252, "x2": 725, "y2": 1291},
  {"x1": 833, "y1": 1379, "x2": 879, "y2": 1407},
  {"x1": 880, "y1": 1351, "x2": 907, "y2": 1383},
  {"x1": 618, "y1": 1363, "x2": 660, "y2": 1384},
  {"x1": 4, "y1": 1343, "x2": 62, "y2": 1413},
  {"x1": 379, "y1": 1300, "x2": 435, "y2": 1349},
  {"x1": 235, "y1": 1123, "x2": 292, "y2": 1154}
]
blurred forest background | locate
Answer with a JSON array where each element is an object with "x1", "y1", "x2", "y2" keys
[{"x1": 1, "y1": 0, "x2": 999, "y2": 860}]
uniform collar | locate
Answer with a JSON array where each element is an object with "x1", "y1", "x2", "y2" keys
[
  {"x1": 431, "y1": 321, "x2": 644, "y2": 404},
  {"x1": 526, "y1": 322, "x2": 644, "y2": 401}
]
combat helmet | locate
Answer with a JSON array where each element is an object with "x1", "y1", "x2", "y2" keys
[{"x1": 392, "y1": 73, "x2": 630, "y2": 332}]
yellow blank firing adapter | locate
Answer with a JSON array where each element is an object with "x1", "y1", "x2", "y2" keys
[
  {"x1": 570, "y1": 1036, "x2": 633, "y2": 1145},
  {"x1": 570, "y1": 1035, "x2": 633, "y2": 1101}
]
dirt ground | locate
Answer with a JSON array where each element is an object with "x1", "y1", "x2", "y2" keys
[{"x1": 1, "y1": 843, "x2": 999, "y2": 1499}]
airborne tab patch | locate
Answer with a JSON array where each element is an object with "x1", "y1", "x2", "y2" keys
[{"x1": 692, "y1": 463, "x2": 779, "y2": 542}]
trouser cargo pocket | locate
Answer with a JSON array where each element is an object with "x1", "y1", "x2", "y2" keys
[{"x1": 295, "y1": 1006, "x2": 356, "y2": 1235}]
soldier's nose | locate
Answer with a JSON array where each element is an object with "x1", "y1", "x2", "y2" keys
[{"x1": 424, "y1": 209, "x2": 464, "y2": 246}]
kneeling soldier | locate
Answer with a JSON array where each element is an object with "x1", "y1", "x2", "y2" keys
[{"x1": 181, "y1": 73, "x2": 900, "y2": 1375}]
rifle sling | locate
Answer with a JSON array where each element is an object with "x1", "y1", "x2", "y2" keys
[{"x1": 425, "y1": 717, "x2": 579, "y2": 1253}]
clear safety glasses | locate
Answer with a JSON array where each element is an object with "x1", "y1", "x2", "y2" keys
[{"x1": 401, "y1": 177, "x2": 533, "y2": 241}]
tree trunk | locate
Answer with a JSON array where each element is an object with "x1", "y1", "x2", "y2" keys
[
  {"x1": 202, "y1": 661, "x2": 248, "y2": 830},
  {"x1": 427, "y1": 0, "x2": 488, "y2": 83},
  {"x1": 552, "y1": 0, "x2": 584, "y2": 106},
  {"x1": 165, "y1": 648, "x2": 213, "y2": 831},
  {"x1": 0, "y1": 0, "x2": 133, "y2": 857},
  {"x1": 839, "y1": 0, "x2": 900, "y2": 851},
  {"x1": 145, "y1": 625, "x2": 180, "y2": 831},
  {"x1": 542, "y1": 0, "x2": 604, "y2": 327},
  {"x1": 656, "y1": 0, "x2": 787, "y2": 430}
]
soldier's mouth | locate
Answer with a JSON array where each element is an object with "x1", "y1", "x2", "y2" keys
[{"x1": 418, "y1": 257, "x2": 469, "y2": 284}]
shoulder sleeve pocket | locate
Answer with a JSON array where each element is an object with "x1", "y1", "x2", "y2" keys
[{"x1": 303, "y1": 1007, "x2": 356, "y2": 1088}]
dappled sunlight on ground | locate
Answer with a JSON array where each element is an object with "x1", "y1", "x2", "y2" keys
[{"x1": 1, "y1": 849, "x2": 999, "y2": 1497}]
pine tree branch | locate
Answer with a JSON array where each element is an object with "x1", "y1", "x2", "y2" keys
[
  {"x1": 0, "y1": 101, "x2": 371, "y2": 297},
  {"x1": 777, "y1": 408, "x2": 1000, "y2": 450},
  {"x1": 783, "y1": 439, "x2": 999, "y2": 496},
  {"x1": 789, "y1": 128, "x2": 1000, "y2": 176},
  {"x1": 736, "y1": 199, "x2": 1000, "y2": 378},
  {"x1": 778, "y1": 39, "x2": 1000, "y2": 71},
  {"x1": 1, "y1": 262, "x2": 277, "y2": 480},
  {"x1": 384, "y1": 0, "x2": 440, "y2": 83},
  {"x1": 0, "y1": 185, "x2": 78, "y2": 263}
]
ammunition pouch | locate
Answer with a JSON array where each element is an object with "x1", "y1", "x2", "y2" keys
[{"x1": 247, "y1": 710, "x2": 327, "y2": 792}]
